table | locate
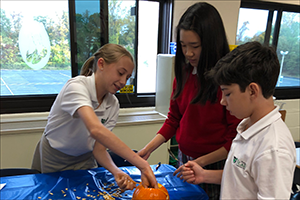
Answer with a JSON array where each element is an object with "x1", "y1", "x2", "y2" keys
[{"x1": 0, "y1": 164, "x2": 208, "y2": 200}]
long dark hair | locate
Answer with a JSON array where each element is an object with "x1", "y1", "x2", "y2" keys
[{"x1": 172, "y1": 2, "x2": 229, "y2": 104}]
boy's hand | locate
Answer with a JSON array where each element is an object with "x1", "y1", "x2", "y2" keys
[
  {"x1": 114, "y1": 172, "x2": 137, "y2": 190},
  {"x1": 180, "y1": 161, "x2": 205, "y2": 184},
  {"x1": 173, "y1": 164, "x2": 185, "y2": 177}
]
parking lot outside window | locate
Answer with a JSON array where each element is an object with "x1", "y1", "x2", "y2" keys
[
  {"x1": 236, "y1": 0, "x2": 300, "y2": 99},
  {"x1": 0, "y1": 0, "x2": 172, "y2": 114}
]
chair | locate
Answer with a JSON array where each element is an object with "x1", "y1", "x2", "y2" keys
[
  {"x1": 280, "y1": 110, "x2": 300, "y2": 199},
  {"x1": 279, "y1": 109, "x2": 287, "y2": 121},
  {"x1": 98, "y1": 149, "x2": 138, "y2": 167},
  {"x1": 291, "y1": 142, "x2": 300, "y2": 199},
  {"x1": 0, "y1": 168, "x2": 40, "y2": 177}
]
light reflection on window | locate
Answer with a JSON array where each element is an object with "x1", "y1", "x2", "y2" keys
[
  {"x1": 236, "y1": 8, "x2": 300, "y2": 88},
  {"x1": 0, "y1": 1, "x2": 71, "y2": 96},
  {"x1": 137, "y1": 1, "x2": 159, "y2": 93}
]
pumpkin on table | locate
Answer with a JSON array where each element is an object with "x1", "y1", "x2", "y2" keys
[{"x1": 132, "y1": 183, "x2": 169, "y2": 200}]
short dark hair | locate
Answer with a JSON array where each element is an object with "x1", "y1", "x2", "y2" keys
[
  {"x1": 210, "y1": 41, "x2": 280, "y2": 99},
  {"x1": 173, "y1": 2, "x2": 229, "y2": 104}
]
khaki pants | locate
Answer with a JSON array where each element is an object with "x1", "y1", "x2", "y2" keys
[{"x1": 31, "y1": 134, "x2": 97, "y2": 173}]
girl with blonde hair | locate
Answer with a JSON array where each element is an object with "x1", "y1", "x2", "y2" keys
[{"x1": 32, "y1": 43, "x2": 157, "y2": 190}]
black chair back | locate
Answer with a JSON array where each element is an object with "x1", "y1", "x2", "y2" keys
[
  {"x1": 98, "y1": 149, "x2": 138, "y2": 167},
  {"x1": 0, "y1": 168, "x2": 40, "y2": 177}
]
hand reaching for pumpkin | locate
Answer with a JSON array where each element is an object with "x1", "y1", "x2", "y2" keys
[
  {"x1": 114, "y1": 172, "x2": 137, "y2": 191},
  {"x1": 140, "y1": 166, "x2": 158, "y2": 189}
]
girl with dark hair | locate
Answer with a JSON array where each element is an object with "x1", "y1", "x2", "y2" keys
[
  {"x1": 138, "y1": 3, "x2": 240, "y2": 199},
  {"x1": 32, "y1": 43, "x2": 157, "y2": 190}
]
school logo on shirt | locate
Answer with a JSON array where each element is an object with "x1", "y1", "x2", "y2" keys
[
  {"x1": 233, "y1": 156, "x2": 246, "y2": 170},
  {"x1": 101, "y1": 117, "x2": 108, "y2": 124}
]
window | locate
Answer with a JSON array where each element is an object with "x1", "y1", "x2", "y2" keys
[
  {"x1": 137, "y1": 1, "x2": 159, "y2": 93},
  {"x1": 1, "y1": 1, "x2": 71, "y2": 96},
  {"x1": 0, "y1": 0, "x2": 173, "y2": 114},
  {"x1": 236, "y1": 0, "x2": 300, "y2": 99}
]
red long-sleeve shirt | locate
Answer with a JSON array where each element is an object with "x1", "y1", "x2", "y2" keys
[{"x1": 158, "y1": 72, "x2": 241, "y2": 158}]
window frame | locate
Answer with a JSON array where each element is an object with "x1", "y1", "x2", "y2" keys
[
  {"x1": 0, "y1": 0, "x2": 174, "y2": 114},
  {"x1": 240, "y1": 0, "x2": 300, "y2": 99},
  {"x1": 118, "y1": 0, "x2": 174, "y2": 108}
]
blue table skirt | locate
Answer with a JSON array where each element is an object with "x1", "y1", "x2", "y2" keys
[{"x1": 0, "y1": 164, "x2": 208, "y2": 200}]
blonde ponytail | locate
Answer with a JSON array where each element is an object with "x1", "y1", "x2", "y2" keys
[
  {"x1": 80, "y1": 56, "x2": 95, "y2": 76},
  {"x1": 80, "y1": 44, "x2": 134, "y2": 76}
]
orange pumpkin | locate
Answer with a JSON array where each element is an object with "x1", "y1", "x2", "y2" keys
[{"x1": 132, "y1": 183, "x2": 169, "y2": 200}]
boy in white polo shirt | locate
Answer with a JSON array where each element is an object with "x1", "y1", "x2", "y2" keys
[{"x1": 178, "y1": 41, "x2": 296, "y2": 199}]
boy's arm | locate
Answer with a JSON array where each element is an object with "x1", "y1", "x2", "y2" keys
[{"x1": 177, "y1": 161, "x2": 223, "y2": 185}]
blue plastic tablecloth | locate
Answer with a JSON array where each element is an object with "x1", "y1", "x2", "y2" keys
[{"x1": 0, "y1": 164, "x2": 208, "y2": 200}]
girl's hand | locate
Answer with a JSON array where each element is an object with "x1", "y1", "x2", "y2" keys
[
  {"x1": 137, "y1": 134, "x2": 166, "y2": 161},
  {"x1": 137, "y1": 148, "x2": 151, "y2": 160},
  {"x1": 114, "y1": 172, "x2": 137, "y2": 191},
  {"x1": 140, "y1": 166, "x2": 158, "y2": 189}
]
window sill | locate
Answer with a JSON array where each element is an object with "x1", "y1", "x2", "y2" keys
[{"x1": 0, "y1": 107, "x2": 166, "y2": 135}]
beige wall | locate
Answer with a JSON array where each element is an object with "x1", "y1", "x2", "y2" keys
[
  {"x1": 172, "y1": 1, "x2": 241, "y2": 45},
  {"x1": 262, "y1": 0, "x2": 300, "y2": 5},
  {"x1": 0, "y1": 110, "x2": 168, "y2": 169},
  {"x1": 0, "y1": 132, "x2": 42, "y2": 169},
  {"x1": 275, "y1": 99, "x2": 300, "y2": 142}
]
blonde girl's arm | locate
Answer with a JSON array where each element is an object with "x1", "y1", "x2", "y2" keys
[
  {"x1": 92, "y1": 141, "x2": 119, "y2": 173},
  {"x1": 93, "y1": 141, "x2": 137, "y2": 190},
  {"x1": 77, "y1": 106, "x2": 157, "y2": 188}
]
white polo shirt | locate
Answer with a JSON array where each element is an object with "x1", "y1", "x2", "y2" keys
[
  {"x1": 44, "y1": 73, "x2": 119, "y2": 156},
  {"x1": 221, "y1": 106, "x2": 296, "y2": 199}
]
